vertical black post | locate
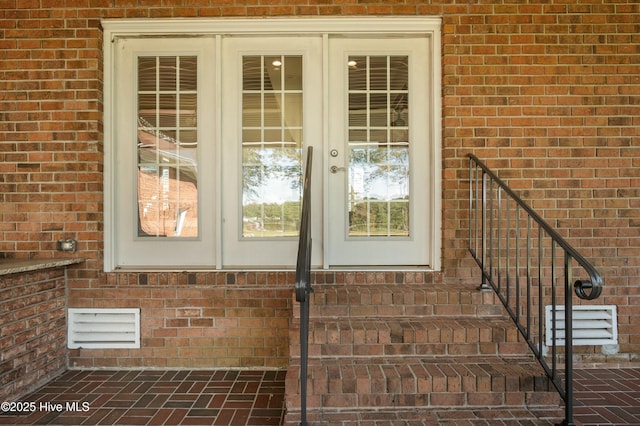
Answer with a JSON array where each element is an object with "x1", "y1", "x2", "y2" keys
[
  {"x1": 299, "y1": 292, "x2": 309, "y2": 426},
  {"x1": 515, "y1": 205, "x2": 521, "y2": 323},
  {"x1": 505, "y1": 194, "x2": 511, "y2": 306},
  {"x1": 496, "y1": 187, "x2": 502, "y2": 292},
  {"x1": 526, "y1": 215, "x2": 532, "y2": 340},
  {"x1": 479, "y1": 171, "x2": 490, "y2": 290},
  {"x1": 469, "y1": 158, "x2": 473, "y2": 261},
  {"x1": 295, "y1": 147, "x2": 313, "y2": 426},
  {"x1": 538, "y1": 230, "x2": 543, "y2": 356},
  {"x1": 564, "y1": 254, "x2": 575, "y2": 426}
]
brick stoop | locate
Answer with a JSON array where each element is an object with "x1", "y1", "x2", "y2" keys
[{"x1": 284, "y1": 282, "x2": 564, "y2": 425}]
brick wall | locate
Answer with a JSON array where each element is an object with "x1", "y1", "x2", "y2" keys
[
  {"x1": 0, "y1": 1, "x2": 638, "y2": 369},
  {"x1": 440, "y1": 1, "x2": 640, "y2": 360},
  {"x1": 67, "y1": 270, "x2": 436, "y2": 369},
  {"x1": 0, "y1": 268, "x2": 67, "y2": 400},
  {"x1": 69, "y1": 271, "x2": 294, "y2": 369}
]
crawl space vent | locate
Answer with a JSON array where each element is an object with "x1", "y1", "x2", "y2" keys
[
  {"x1": 68, "y1": 308, "x2": 140, "y2": 349},
  {"x1": 545, "y1": 305, "x2": 618, "y2": 347}
]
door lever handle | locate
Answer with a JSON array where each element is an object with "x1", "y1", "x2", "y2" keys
[{"x1": 330, "y1": 165, "x2": 346, "y2": 174}]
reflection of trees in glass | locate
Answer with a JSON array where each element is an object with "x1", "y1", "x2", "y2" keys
[
  {"x1": 242, "y1": 148, "x2": 264, "y2": 199},
  {"x1": 242, "y1": 147, "x2": 302, "y2": 199},
  {"x1": 349, "y1": 199, "x2": 409, "y2": 236},
  {"x1": 242, "y1": 147, "x2": 302, "y2": 237},
  {"x1": 349, "y1": 147, "x2": 408, "y2": 189},
  {"x1": 243, "y1": 201, "x2": 301, "y2": 235}
]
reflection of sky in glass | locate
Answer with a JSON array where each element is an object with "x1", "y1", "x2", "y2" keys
[
  {"x1": 349, "y1": 146, "x2": 409, "y2": 201},
  {"x1": 346, "y1": 55, "x2": 410, "y2": 237},
  {"x1": 241, "y1": 55, "x2": 303, "y2": 238},
  {"x1": 242, "y1": 147, "x2": 302, "y2": 205}
]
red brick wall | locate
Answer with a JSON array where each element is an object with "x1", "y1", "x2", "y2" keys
[
  {"x1": 440, "y1": 2, "x2": 640, "y2": 359},
  {"x1": 0, "y1": 269, "x2": 67, "y2": 400},
  {"x1": 67, "y1": 271, "x2": 436, "y2": 369},
  {"x1": 0, "y1": 1, "x2": 638, "y2": 368},
  {"x1": 69, "y1": 271, "x2": 294, "y2": 369}
]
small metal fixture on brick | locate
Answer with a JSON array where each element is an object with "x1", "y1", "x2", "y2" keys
[
  {"x1": 57, "y1": 239, "x2": 77, "y2": 252},
  {"x1": 68, "y1": 308, "x2": 140, "y2": 349},
  {"x1": 545, "y1": 305, "x2": 618, "y2": 346}
]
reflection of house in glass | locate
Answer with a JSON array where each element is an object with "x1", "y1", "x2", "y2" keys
[{"x1": 137, "y1": 114, "x2": 198, "y2": 238}]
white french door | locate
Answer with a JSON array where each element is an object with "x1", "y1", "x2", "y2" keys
[
  {"x1": 221, "y1": 37, "x2": 323, "y2": 267},
  {"x1": 112, "y1": 37, "x2": 217, "y2": 269},
  {"x1": 327, "y1": 38, "x2": 432, "y2": 266}
]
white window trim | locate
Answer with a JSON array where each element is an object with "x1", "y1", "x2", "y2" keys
[{"x1": 103, "y1": 17, "x2": 442, "y2": 272}]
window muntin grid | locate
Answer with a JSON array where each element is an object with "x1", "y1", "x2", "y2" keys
[
  {"x1": 137, "y1": 56, "x2": 199, "y2": 238},
  {"x1": 347, "y1": 55, "x2": 410, "y2": 237},
  {"x1": 241, "y1": 55, "x2": 303, "y2": 238}
]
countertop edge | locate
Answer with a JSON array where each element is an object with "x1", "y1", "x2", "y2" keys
[{"x1": 0, "y1": 258, "x2": 86, "y2": 276}]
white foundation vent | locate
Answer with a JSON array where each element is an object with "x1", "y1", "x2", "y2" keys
[
  {"x1": 68, "y1": 308, "x2": 140, "y2": 349},
  {"x1": 545, "y1": 305, "x2": 618, "y2": 347}
]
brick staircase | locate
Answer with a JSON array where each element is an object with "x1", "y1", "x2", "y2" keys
[{"x1": 284, "y1": 281, "x2": 565, "y2": 425}]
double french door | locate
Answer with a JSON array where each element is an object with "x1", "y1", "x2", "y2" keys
[{"x1": 222, "y1": 36, "x2": 432, "y2": 267}]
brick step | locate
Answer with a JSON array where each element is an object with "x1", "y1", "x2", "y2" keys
[
  {"x1": 286, "y1": 356, "x2": 559, "y2": 411},
  {"x1": 283, "y1": 405, "x2": 564, "y2": 425},
  {"x1": 286, "y1": 282, "x2": 561, "y2": 425},
  {"x1": 297, "y1": 283, "x2": 505, "y2": 319},
  {"x1": 290, "y1": 317, "x2": 530, "y2": 358},
  {"x1": 284, "y1": 356, "x2": 563, "y2": 426}
]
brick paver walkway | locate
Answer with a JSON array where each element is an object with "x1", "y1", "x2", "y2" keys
[
  {"x1": 1, "y1": 367, "x2": 638, "y2": 425},
  {"x1": 573, "y1": 367, "x2": 640, "y2": 426},
  {"x1": 0, "y1": 370, "x2": 284, "y2": 425}
]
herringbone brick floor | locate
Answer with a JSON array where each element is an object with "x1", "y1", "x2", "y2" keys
[
  {"x1": 572, "y1": 367, "x2": 640, "y2": 426},
  {"x1": 0, "y1": 369, "x2": 285, "y2": 425},
  {"x1": 0, "y1": 367, "x2": 638, "y2": 425}
]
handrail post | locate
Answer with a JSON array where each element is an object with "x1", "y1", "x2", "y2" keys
[
  {"x1": 564, "y1": 253, "x2": 575, "y2": 426},
  {"x1": 479, "y1": 170, "x2": 490, "y2": 290},
  {"x1": 469, "y1": 158, "x2": 473, "y2": 261},
  {"x1": 299, "y1": 290, "x2": 309, "y2": 426},
  {"x1": 295, "y1": 146, "x2": 313, "y2": 426}
]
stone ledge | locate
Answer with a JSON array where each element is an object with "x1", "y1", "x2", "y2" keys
[{"x1": 0, "y1": 258, "x2": 85, "y2": 276}]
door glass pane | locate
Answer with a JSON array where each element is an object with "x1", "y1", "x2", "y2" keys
[
  {"x1": 347, "y1": 55, "x2": 409, "y2": 237},
  {"x1": 242, "y1": 55, "x2": 303, "y2": 238},
  {"x1": 137, "y1": 56, "x2": 199, "y2": 238}
]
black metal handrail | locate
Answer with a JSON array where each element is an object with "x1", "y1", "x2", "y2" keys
[
  {"x1": 295, "y1": 146, "x2": 313, "y2": 426},
  {"x1": 467, "y1": 153, "x2": 603, "y2": 426}
]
